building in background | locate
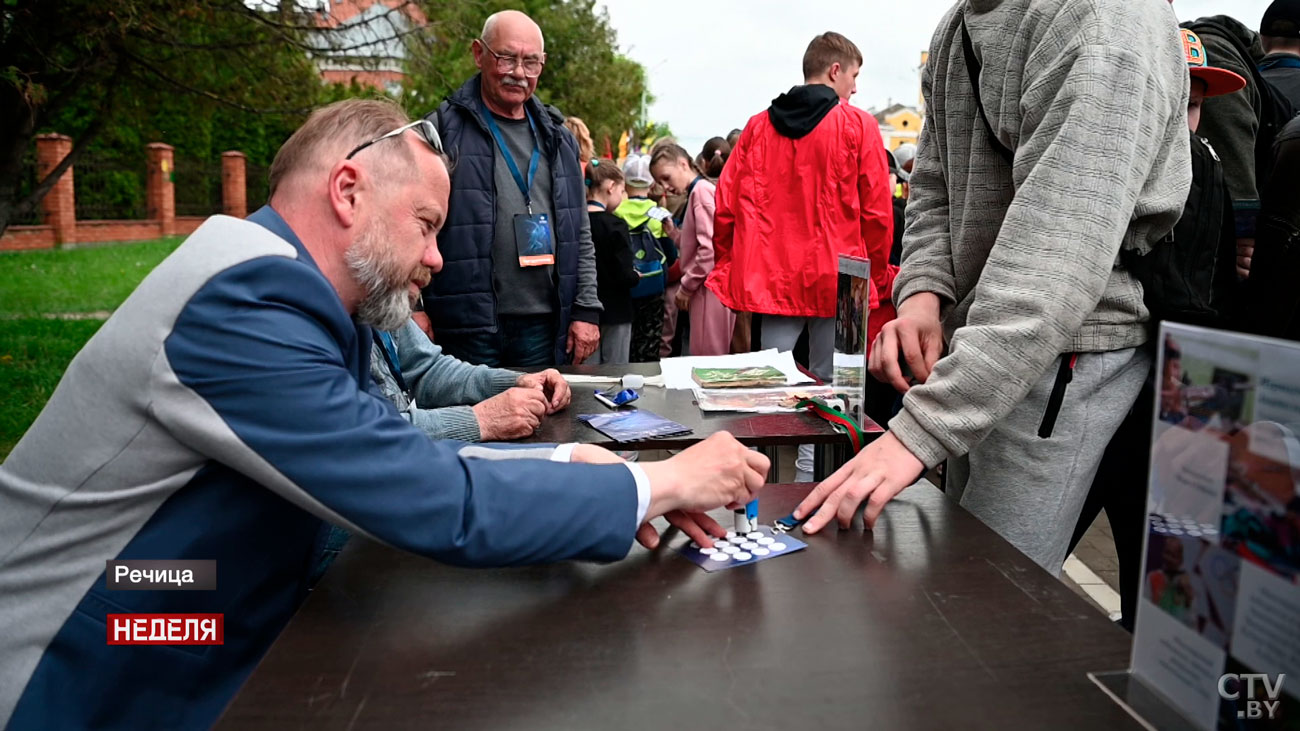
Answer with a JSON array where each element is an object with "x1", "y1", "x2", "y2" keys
[
  {"x1": 312, "y1": 0, "x2": 426, "y2": 93},
  {"x1": 873, "y1": 103, "x2": 922, "y2": 151}
]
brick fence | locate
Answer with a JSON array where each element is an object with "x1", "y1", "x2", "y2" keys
[{"x1": 1, "y1": 136, "x2": 252, "y2": 252}]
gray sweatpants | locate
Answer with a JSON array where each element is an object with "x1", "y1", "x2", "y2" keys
[
  {"x1": 761, "y1": 315, "x2": 835, "y2": 477},
  {"x1": 946, "y1": 346, "x2": 1151, "y2": 575},
  {"x1": 586, "y1": 322, "x2": 631, "y2": 365}
]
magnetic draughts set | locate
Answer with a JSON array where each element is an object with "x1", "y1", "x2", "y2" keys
[{"x1": 677, "y1": 525, "x2": 807, "y2": 572}]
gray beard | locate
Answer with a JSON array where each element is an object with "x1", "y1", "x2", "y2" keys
[{"x1": 346, "y1": 218, "x2": 413, "y2": 332}]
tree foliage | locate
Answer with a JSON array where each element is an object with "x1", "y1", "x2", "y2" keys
[
  {"x1": 0, "y1": 0, "x2": 412, "y2": 234},
  {"x1": 0, "y1": 0, "x2": 654, "y2": 236}
]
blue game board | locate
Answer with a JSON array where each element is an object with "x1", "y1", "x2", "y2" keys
[{"x1": 677, "y1": 525, "x2": 807, "y2": 572}]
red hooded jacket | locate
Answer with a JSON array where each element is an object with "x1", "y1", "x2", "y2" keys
[{"x1": 708, "y1": 86, "x2": 896, "y2": 318}]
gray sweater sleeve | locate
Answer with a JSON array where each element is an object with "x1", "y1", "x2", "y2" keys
[
  {"x1": 893, "y1": 62, "x2": 958, "y2": 307},
  {"x1": 572, "y1": 207, "x2": 602, "y2": 324},
  {"x1": 390, "y1": 320, "x2": 520, "y2": 442},
  {"x1": 889, "y1": 40, "x2": 1189, "y2": 468}
]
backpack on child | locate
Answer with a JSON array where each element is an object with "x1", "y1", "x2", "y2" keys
[{"x1": 628, "y1": 222, "x2": 673, "y2": 299}]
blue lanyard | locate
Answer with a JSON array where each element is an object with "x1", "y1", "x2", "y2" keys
[
  {"x1": 587, "y1": 200, "x2": 606, "y2": 210},
  {"x1": 483, "y1": 110, "x2": 541, "y2": 212},
  {"x1": 374, "y1": 330, "x2": 407, "y2": 394}
]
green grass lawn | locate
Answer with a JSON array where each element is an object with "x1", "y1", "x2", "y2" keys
[
  {"x1": 0, "y1": 237, "x2": 181, "y2": 317},
  {"x1": 0, "y1": 237, "x2": 181, "y2": 458},
  {"x1": 0, "y1": 319, "x2": 106, "y2": 457}
]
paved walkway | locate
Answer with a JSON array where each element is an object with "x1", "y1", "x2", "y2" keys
[{"x1": 1064, "y1": 514, "x2": 1125, "y2": 621}]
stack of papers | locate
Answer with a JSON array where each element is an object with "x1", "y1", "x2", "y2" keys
[
  {"x1": 660, "y1": 350, "x2": 815, "y2": 391},
  {"x1": 694, "y1": 385, "x2": 840, "y2": 413}
]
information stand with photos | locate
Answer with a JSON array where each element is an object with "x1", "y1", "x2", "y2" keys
[
  {"x1": 1091, "y1": 323, "x2": 1300, "y2": 730},
  {"x1": 833, "y1": 254, "x2": 871, "y2": 423}
]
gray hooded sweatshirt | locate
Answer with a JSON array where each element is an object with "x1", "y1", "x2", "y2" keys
[{"x1": 889, "y1": 0, "x2": 1191, "y2": 468}]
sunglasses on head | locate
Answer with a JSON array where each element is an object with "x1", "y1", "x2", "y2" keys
[{"x1": 346, "y1": 119, "x2": 443, "y2": 160}]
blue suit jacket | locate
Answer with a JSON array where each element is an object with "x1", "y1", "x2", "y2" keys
[{"x1": 0, "y1": 206, "x2": 637, "y2": 730}]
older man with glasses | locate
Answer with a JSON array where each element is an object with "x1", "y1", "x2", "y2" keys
[{"x1": 420, "y1": 9, "x2": 603, "y2": 369}]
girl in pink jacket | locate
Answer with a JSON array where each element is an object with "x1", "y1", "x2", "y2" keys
[{"x1": 650, "y1": 143, "x2": 735, "y2": 356}]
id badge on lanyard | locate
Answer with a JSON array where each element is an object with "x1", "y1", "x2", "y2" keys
[{"x1": 485, "y1": 111, "x2": 556, "y2": 267}]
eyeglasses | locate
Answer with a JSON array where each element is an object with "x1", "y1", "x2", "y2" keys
[
  {"x1": 346, "y1": 119, "x2": 444, "y2": 160},
  {"x1": 477, "y1": 38, "x2": 546, "y2": 78}
]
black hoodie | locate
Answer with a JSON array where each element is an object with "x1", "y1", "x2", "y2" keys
[{"x1": 767, "y1": 84, "x2": 840, "y2": 139}]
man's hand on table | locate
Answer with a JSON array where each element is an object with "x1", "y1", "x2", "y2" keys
[
  {"x1": 571, "y1": 435, "x2": 768, "y2": 550},
  {"x1": 472, "y1": 388, "x2": 549, "y2": 440},
  {"x1": 515, "y1": 368, "x2": 570, "y2": 413},
  {"x1": 793, "y1": 432, "x2": 924, "y2": 533},
  {"x1": 869, "y1": 292, "x2": 943, "y2": 393}
]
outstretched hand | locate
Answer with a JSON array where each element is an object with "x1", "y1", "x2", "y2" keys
[{"x1": 794, "y1": 432, "x2": 924, "y2": 533}]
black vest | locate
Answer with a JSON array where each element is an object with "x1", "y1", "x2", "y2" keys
[{"x1": 422, "y1": 75, "x2": 584, "y2": 364}]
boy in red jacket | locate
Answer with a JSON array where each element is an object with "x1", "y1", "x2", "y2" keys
[{"x1": 709, "y1": 31, "x2": 894, "y2": 479}]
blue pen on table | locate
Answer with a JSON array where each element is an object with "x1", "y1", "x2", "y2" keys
[{"x1": 593, "y1": 387, "x2": 639, "y2": 409}]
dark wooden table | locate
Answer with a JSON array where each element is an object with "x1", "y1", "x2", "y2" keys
[
  {"x1": 219, "y1": 483, "x2": 1137, "y2": 730},
  {"x1": 531, "y1": 363, "x2": 874, "y2": 450}
]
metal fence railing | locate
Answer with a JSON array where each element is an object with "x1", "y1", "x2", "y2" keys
[
  {"x1": 74, "y1": 152, "x2": 147, "y2": 221},
  {"x1": 5, "y1": 145, "x2": 274, "y2": 230},
  {"x1": 246, "y1": 164, "x2": 271, "y2": 213},
  {"x1": 11, "y1": 148, "x2": 46, "y2": 226},
  {"x1": 174, "y1": 157, "x2": 224, "y2": 217}
]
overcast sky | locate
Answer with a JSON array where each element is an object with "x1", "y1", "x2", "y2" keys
[{"x1": 596, "y1": 0, "x2": 1274, "y2": 154}]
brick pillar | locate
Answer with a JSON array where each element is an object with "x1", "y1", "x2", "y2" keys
[
  {"x1": 146, "y1": 142, "x2": 175, "y2": 236},
  {"x1": 35, "y1": 133, "x2": 76, "y2": 245},
  {"x1": 221, "y1": 151, "x2": 247, "y2": 219}
]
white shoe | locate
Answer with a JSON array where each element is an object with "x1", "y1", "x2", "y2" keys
[{"x1": 615, "y1": 450, "x2": 640, "y2": 462}]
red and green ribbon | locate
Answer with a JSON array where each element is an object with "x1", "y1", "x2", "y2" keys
[{"x1": 795, "y1": 398, "x2": 866, "y2": 454}]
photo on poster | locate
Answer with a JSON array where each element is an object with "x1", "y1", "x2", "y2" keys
[
  {"x1": 1221, "y1": 423, "x2": 1300, "y2": 581},
  {"x1": 1143, "y1": 530, "x2": 1241, "y2": 649},
  {"x1": 1127, "y1": 325, "x2": 1300, "y2": 731},
  {"x1": 1160, "y1": 333, "x2": 1257, "y2": 434},
  {"x1": 1149, "y1": 425, "x2": 1230, "y2": 530},
  {"x1": 834, "y1": 255, "x2": 870, "y2": 421},
  {"x1": 834, "y1": 255, "x2": 870, "y2": 356}
]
